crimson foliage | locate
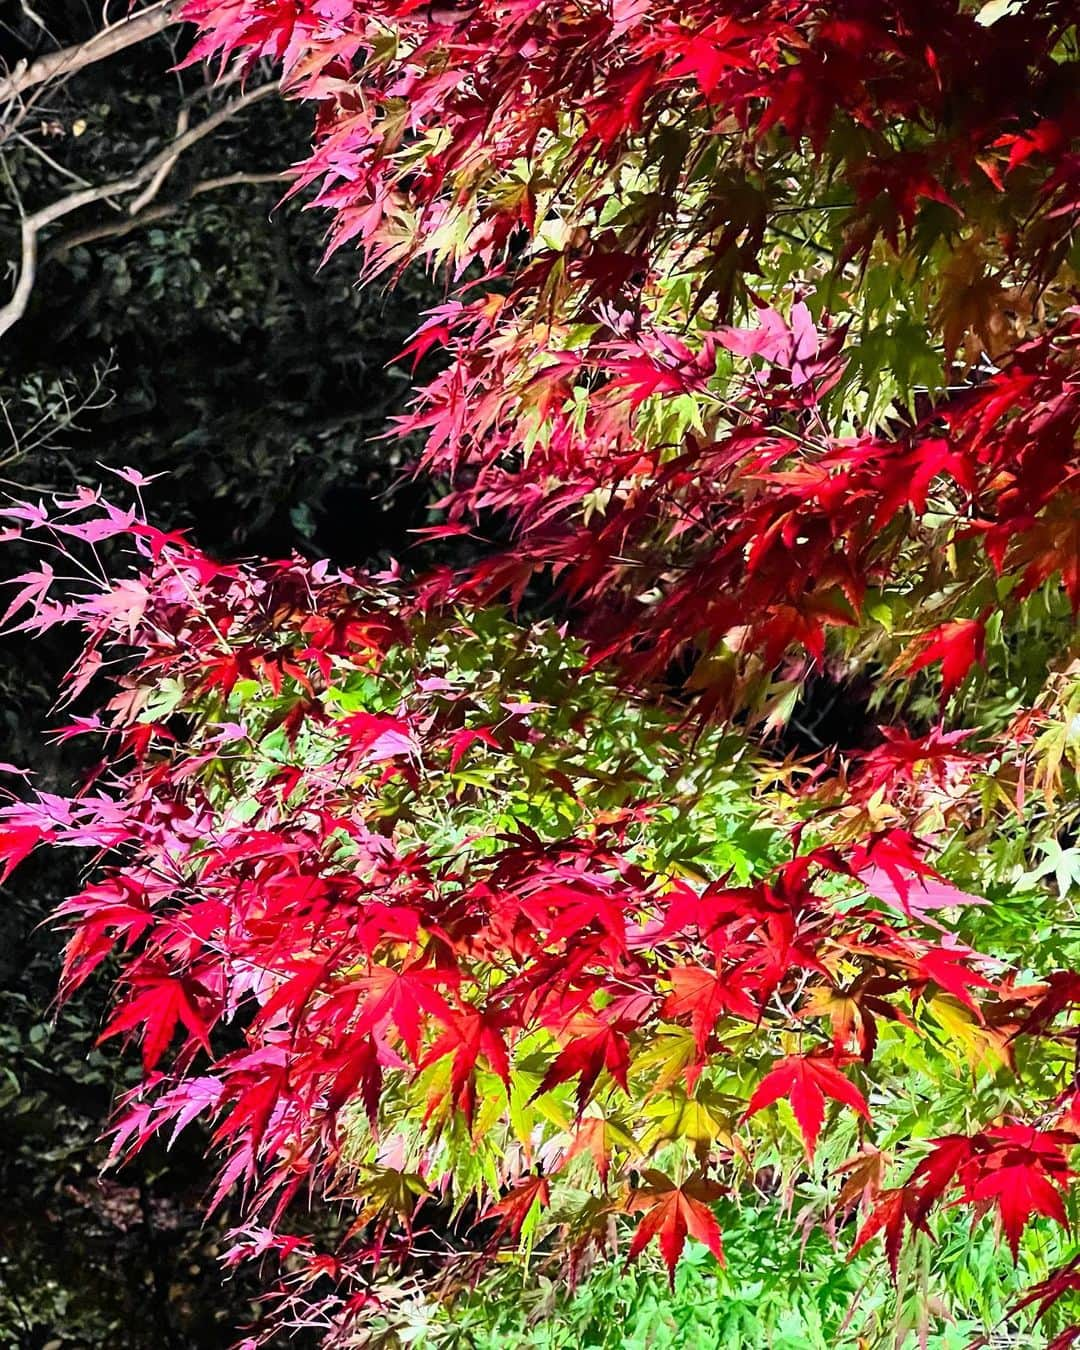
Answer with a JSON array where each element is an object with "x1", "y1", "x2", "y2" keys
[{"x1": 7, "y1": 1, "x2": 1080, "y2": 1345}]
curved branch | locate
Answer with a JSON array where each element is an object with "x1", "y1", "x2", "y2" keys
[
  {"x1": 127, "y1": 106, "x2": 191, "y2": 215},
  {"x1": 0, "y1": 81, "x2": 280, "y2": 340},
  {"x1": 0, "y1": 0, "x2": 183, "y2": 106},
  {"x1": 44, "y1": 171, "x2": 286, "y2": 259}
]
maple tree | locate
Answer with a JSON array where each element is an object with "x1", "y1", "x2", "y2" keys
[{"x1": 7, "y1": 0, "x2": 1080, "y2": 1345}]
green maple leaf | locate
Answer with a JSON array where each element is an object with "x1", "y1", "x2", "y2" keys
[{"x1": 1023, "y1": 839, "x2": 1080, "y2": 901}]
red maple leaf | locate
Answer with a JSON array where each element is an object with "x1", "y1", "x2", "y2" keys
[
  {"x1": 905, "y1": 618, "x2": 986, "y2": 700},
  {"x1": 1006, "y1": 495, "x2": 1080, "y2": 613},
  {"x1": 420, "y1": 1007, "x2": 510, "y2": 1120},
  {"x1": 974, "y1": 1162, "x2": 1069, "y2": 1259},
  {"x1": 911, "y1": 944, "x2": 995, "y2": 1013},
  {"x1": 896, "y1": 1125, "x2": 1074, "y2": 1260},
  {"x1": 973, "y1": 1125, "x2": 1075, "y2": 1260},
  {"x1": 0, "y1": 825, "x2": 45, "y2": 883},
  {"x1": 905, "y1": 1132, "x2": 981, "y2": 1223},
  {"x1": 1019, "y1": 970, "x2": 1080, "y2": 1036},
  {"x1": 626, "y1": 1169, "x2": 725, "y2": 1284},
  {"x1": 101, "y1": 968, "x2": 214, "y2": 1070},
  {"x1": 485, "y1": 1174, "x2": 550, "y2": 1243},
  {"x1": 745, "y1": 1053, "x2": 870, "y2": 1157},
  {"x1": 851, "y1": 1188, "x2": 911, "y2": 1278},
  {"x1": 350, "y1": 965, "x2": 456, "y2": 1061},
  {"x1": 446, "y1": 725, "x2": 500, "y2": 771},
  {"x1": 559, "y1": 1114, "x2": 635, "y2": 1185},
  {"x1": 536, "y1": 1012, "x2": 629, "y2": 1113},
  {"x1": 1011, "y1": 1252, "x2": 1080, "y2": 1325},
  {"x1": 662, "y1": 965, "x2": 758, "y2": 1051}
]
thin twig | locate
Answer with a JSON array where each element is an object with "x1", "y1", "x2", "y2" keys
[{"x1": 12, "y1": 129, "x2": 94, "y2": 187}]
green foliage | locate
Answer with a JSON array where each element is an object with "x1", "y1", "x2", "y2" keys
[{"x1": 362, "y1": 1200, "x2": 1065, "y2": 1348}]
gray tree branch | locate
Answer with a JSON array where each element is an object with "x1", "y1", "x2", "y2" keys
[
  {"x1": 0, "y1": 0, "x2": 183, "y2": 106},
  {"x1": 0, "y1": 81, "x2": 280, "y2": 340},
  {"x1": 44, "y1": 170, "x2": 286, "y2": 259},
  {"x1": 127, "y1": 106, "x2": 191, "y2": 215}
]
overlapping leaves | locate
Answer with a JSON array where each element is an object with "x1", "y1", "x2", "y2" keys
[{"x1": 4, "y1": 494, "x2": 1080, "y2": 1343}]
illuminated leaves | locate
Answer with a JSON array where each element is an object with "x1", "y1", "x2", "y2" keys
[
  {"x1": 101, "y1": 967, "x2": 213, "y2": 1070},
  {"x1": 799, "y1": 980, "x2": 911, "y2": 1062},
  {"x1": 348, "y1": 965, "x2": 457, "y2": 1059},
  {"x1": 486, "y1": 1174, "x2": 551, "y2": 1244},
  {"x1": 420, "y1": 1006, "x2": 511, "y2": 1119},
  {"x1": 0, "y1": 825, "x2": 47, "y2": 884},
  {"x1": 866, "y1": 1127, "x2": 1078, "y2": 1266},
  {"x1": 12, "y1": 0, "x2": 1080, "y2": 1325},
  {"x1": 7, "y1": 483, "x2": 1080, "y2": 1346},
  {"x1": 560, "y1": 1111, "x2": 639, "y2": 1184},
  {"x1": 851, "y1": 1188, "x2": 911, "y2": 1279},
  {"x1": 178, "y1": 0, "x2": 1080, "y2": 721},
  {"x1": 661, "y1": 965, "x2": 758, "y2": 1052},
  {"x1": 904, "y1": 619, "x2": 987, "y2": 701},
  {"x1": 536, "y1": 1012, "x2": 630, "y2": 1112}
]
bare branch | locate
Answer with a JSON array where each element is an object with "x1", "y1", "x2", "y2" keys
[
  {"x1": 12, "y1": 129, "x2": 94, "y2": 188},
  {"x1": 0, "y1": 81, "x2": 280, "y2": 340},
  {"x1": 0, "y1": 356, "x2": 117, "y2": 469},
  {"x1": 45, "y1": 170, "x2": 286, "y2": 258},
  {"x1": 127, "y1": 105, "x2": 190, "y2": 214},
  {"x1": 0, "y1": 0, "x2": 183, "y2": 106},
  {"x1": 16, "y1": 0, "x2": 52, "y2": 41},
  {"x1": 190, "y1": 170, "x2": 286, "y2": 197}
]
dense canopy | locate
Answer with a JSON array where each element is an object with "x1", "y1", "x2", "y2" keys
[{"x1": 6, "y1": 1, "x2": 1080, "y2": 1345}]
